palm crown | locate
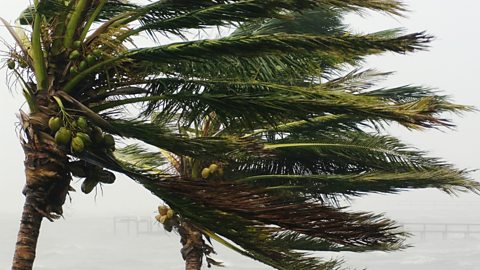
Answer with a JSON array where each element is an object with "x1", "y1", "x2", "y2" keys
[{"x1": 3, "y1": 1, "x2": 479, "y2": 270}]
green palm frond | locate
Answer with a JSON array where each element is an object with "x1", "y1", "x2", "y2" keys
[
  {"x1": 232, "y1": 7, "x2": 345, "y2": 36},
  {"x1": 92, "y1": 77, "x2": 465, "y2": 131},
  {"x1": 127, "y1": 32, "x2": 430, "y2": 63},
  {"x1": 224, "y1": 131, "x2": 462, "y2": 178},
  {"x1": 128, "y1": 0, "x2": 405, "y2": 37},
  {"x1": 240, "y1": 169, "x2": 479, "y2": 197},
  {"x1": 108, "y1": 119, "x2": 264, "y2": 159}
]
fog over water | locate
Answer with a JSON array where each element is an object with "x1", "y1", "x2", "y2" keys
[{"x1": 1, "y1": 1, "x2": 480, "y2": 269}]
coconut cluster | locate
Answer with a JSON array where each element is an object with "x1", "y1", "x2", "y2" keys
[
  {"x1": 50, "y1": 115, "x2": 117, "y2": 194},
  {"x1": 49, "y1": 115, "x2": 115, "y2": 154},
  {"x1": 68, "y1": 40, "x2": 103, "y2": 76},
  {"x1": 6, "y1": 57, "x2": 28, "y2": 70},
  {"x1": 156, "y1": 205, "x2": 176, "y2": 232},
  {"x1": 201, "y1": 163, "x2": 224, "y2": 180},
  {"x1": 69, "y1": 160, "x2": 116, "y2": 194}
]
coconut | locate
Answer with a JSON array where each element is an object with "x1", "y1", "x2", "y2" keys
[
  {"x1": 158, "y1": 205, "x2": 169, "y2": 216},
  {"x1": 158, "y1": 215, "x2": 167, "y2": 224},
  {"x1": 201, "y1": 167, "x2": 210, "y2": 179},
  {"x1": 86, "y1": 54, "x2": 96, "y2": 65},
  {"x1": 71, "y1": 136, "x2": 85, "y2": 153},
  {"x1": 72, "y1": 40, "x2": 82, "y2": 49},
  {"x1": 76, "y1": 116, "x2": 88, "y2": 131},
  {"x1": 69, "y1": 50, "x2": 81, "y2": 60},
  {"x1": 92, "y1": 49, "x2": 102, "y2": 57},
  {"x1": 7, "y1": 60, "x2": 15, "y2": 70},
  {"x1": 76, "y1": 132, "x2": 92, "y2": 146},
  {"x1": 69, "y1": 66, "x2": 78, "y2": 75},
  {"x1": 166, "y1": 209, "x2": 175, "y2": 219},
  {"x1": 48, "y1": 117, "x2": 62, "y2": 132},
  {"x1": 55, "y1": 127, "x2": 72, "y2": 145},
  {"x1": 92, "y1": 126, "x2": 104, "y2": 143},
  {"x1": 208, "y1": 163, "x2": 218, "y2": 173},
  {"x1": 19, "y1": 61, "x2": 28, "y2": 68},
  {"x1": 81, "y1": 178, "x2": 98, "y2": 194},
  {"x1": 217, "y1": 167, "x2": 224, "y2": 177},
  {"x1": 103, "y1": 134, "x2": 115, "y2": 147},
  {"x1": 78, "y1": 60, "x2": 88, "y2": 71},
  {"x1": 98, "y1": 170, "x2": 116, "y2": 184}
]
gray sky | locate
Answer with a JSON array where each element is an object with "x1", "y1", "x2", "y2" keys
[{"x1": 0, "y1": 0, "x2": 479, "y2": 243}]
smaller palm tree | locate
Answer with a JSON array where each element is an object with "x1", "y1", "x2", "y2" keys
[{"x1": 3, "y1": 1, "x2": 478, "y2": 270}]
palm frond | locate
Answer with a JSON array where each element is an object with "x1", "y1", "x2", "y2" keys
[
  {"x1": 93, "y1": 78, "x2": 466, "y2": 131},
  {"x1": 127, "y1": 32, "x2": 431, "y2": 63},
  {"x1": 225, "y1": 132, "x2": 456, "y2": 178},
  {"x1": 108, "y1": 119, "x2": 265, "y2": 159},
  {"x1": 232, "y1": 8, "x2": 345, "y2": 36},
  {"x1": 240, "y1": 169, "x2": 480, "y2": 197}
]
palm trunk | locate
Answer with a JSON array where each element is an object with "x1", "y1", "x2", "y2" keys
[
  {"x1": 11, "y1": 102, "x2": 72, "y2": 270},
  {"x1": 12, "y1": 195, "x2": 43, "y2": 270},
  {"x1": 178, "y1": 220, "x2": 204, "y2": 270}
]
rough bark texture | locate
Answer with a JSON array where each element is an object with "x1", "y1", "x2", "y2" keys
[
  {"x1": 11, "y1": 195, "x2": 43, "y2": 270},
  {"x1": 178, "y1": 220, "x2": 204, "y2": 270},
  {"x1": 11, "y1": 94, "x2": 72, "y2": 270}
]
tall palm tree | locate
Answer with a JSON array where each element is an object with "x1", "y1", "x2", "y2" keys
[{"x1": 2, "y1": 0, "x2": 478, "y2": 270}]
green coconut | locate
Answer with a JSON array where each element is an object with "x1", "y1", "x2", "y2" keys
[
  {"x1": 76, "y1": 116, "x2": 88, "y2": 131},
  {"x1": 71, "y1": 136, "x2": 85, "y2": 153},
  {"x1": 48, "y1": 117, "x2": 62, "y2": 132},
  {"x1": 103, "y1": 134, "x2": 115, "y2": 147},
  {"x1": 78, "y1": 60, "x2": 88, "y2": 71},
  {"x1": 72, "y1": 40, "x2": 82, "y2": 49},
  {"x1": 69, "y1": 50, "x2": 81, "y2": 60},
  {"x1": 7, "y1": 60, "x2": 15, "y2": 70},
  {"x1": 19, "y1": 61, "x2": 28, "y2": 68},
  {"x1": 86, "y1": 54, "x2": 96, "y2": 65},
  {"x1": 55, "y1": 127, "x2": 72, "y2": 145},
  {"x1": 92, "y1": 126, "x2": 104, "y2": 143},
  {"x1": 81, "y1": 178, "x2": 98, "y2": 194},
  {"x1": 98, "y1": 170, "x2": 116, "y2": 184},
  {"x1": 76, "y1": 132, "x2": 92, "y2": 146},
  {"x1": 92, "y1": 49, "x2": 102, "y2": 57},
  {"x1": 69, "y1": 66, "x2": 79, "y2": 76}
]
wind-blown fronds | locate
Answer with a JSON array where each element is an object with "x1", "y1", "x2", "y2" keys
[
  {"x1": 109, "y1": 119, "x2": 265, "y2": 159},
  {"x1": 127, "y1": 0, "x2": 405, "y2": 38},
  {"x1": 6, "y1": 1, "x2": 478, "y2": 269},
  {"x1": 93, "y1": 77, "x2": 465, "y2": 131},
  {"x1": 131, "y1": 174, "x2": 406, "y2": 269},
  {"x1": 127, "y1": 32, "x2": 431, "y2": 63},
  {"x1": 239, "y1": 169, "x2": 480, "y2": 197}
]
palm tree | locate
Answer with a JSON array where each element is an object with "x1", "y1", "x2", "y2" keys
[{"x1": 2, "y1": 0, "x2": 478, "y2": 269}]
